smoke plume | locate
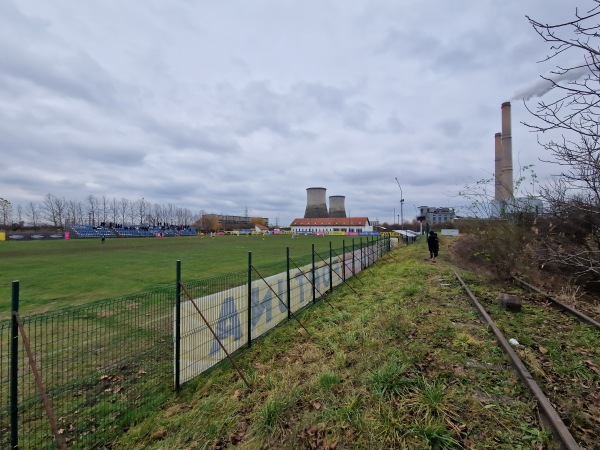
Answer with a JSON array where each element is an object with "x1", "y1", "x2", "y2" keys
[{"x1": 512, "y1": 66, "x2": 589, "y2": 100}]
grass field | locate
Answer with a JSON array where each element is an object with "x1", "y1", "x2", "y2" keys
[
  {"x1": 110, "y1": 239, "x2": 564, "y2": 449},
  {"x1": 0, "y1": 234, "x2": 367, "y2": 319}
]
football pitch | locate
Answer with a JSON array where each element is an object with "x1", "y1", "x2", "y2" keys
[{"x1": 0, "y1": 234, "x2": 363, "y2": 319}]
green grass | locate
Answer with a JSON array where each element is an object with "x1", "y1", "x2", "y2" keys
[
  {"x1": 0, "y1": 234, "x2": 359, "y2": 319},
  {"x1": 109, "y1": 238, "x2": 562, "y2": 449},
  {"x1": 8, "y1": 234, "x2": 594, "y2": 448}
]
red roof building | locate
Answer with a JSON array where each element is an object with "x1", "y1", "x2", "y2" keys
[{"x1": 290, "y1": 217, "x2": 372, "y2": 234}]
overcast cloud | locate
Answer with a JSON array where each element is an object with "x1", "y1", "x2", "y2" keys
[{"x1": 0, "y1": 0, "x2": 586, "y2": 226}]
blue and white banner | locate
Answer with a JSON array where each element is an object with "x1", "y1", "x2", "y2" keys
[{"x1": 176, "y1": 246, "x2": 379, "y2": 384}]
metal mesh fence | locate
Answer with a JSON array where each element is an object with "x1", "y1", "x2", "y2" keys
[
  {"x1": 1, "y1": 235, "x2": 391, "y2": 449},
  {"x1": 176, "y1": 237, "x2": 390, "y2": 386},
  {"x1": 1, "y1": 288, "x2": 174, "y2": 449}
]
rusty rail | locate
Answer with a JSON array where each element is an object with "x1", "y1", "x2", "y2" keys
[
  {"x1": 454, "y1": 272, "x2": 580, "y2": 450},
  {"x1": 512, "y1": 276, "x2": 600, "y2": 331}
]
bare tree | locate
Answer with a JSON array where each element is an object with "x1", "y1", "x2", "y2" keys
[
  {"x1": 165, "y1": 203, "x2": 175, "y2": 226},
  {"x1": 174, "y1": 207, "x2": 193, "y2": 227},
  {"x1": 54, "y1": 196, "x2": 67, "y2": 228},
  {"x1": 118, "y1": 197, "x2": 129, "y2": 226},
  {"x1": 128, "y1": 201, "x2": 136, "y2": 225},
  {"x1": 110, "y1": 198, "x2": 119, "y2": 226},
  {"x1": 136, "y1": 198, "x2": 147, "y2": 225},
  {"x1": 26, "y1": 201, "x2": 40, "y2": 228},
  {"x1": 152, "y1": 203, "x2": 163, "y2": 226},
  {"x1": 86, "y1": 195, "x2": 100, "y2": 226},
  {"x1": 42, "y1": 194, "x2": 67, "y2": 228},
  {"x1": 42, "y1": 194, "x2": 58, "y2": 226},
  {"x1": 73, "y1": 201, "x2": 84, "y2": 225},
  {"x1": 524, "y1": 2, "x2": 600, "y2": 284},
  {"x1": 0, "y1": 197, "x2": 11, "y2": 229},
  {"x1": 15, "y1": 204, "x2": 23, "y2": 227},
  {"x1": 101, "y1": 195, "x2": 109, "y2": 225},
  {"x1": 65, "y1": 200, "x2": 79, "y2": 225}
]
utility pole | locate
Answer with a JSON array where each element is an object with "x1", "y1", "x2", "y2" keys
[{"x1": 394, "y1": 177, "x2": 404, "y2": 230}]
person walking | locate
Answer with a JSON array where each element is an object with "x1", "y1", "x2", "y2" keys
[{"x1": 427, "y1": 230, "x2": 439, "y2": 259}]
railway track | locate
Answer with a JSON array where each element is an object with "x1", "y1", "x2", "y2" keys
[
  {"x1": 454, "y1": 272, "x2": 600, "y2": 450},
  {"x1": 512, "y1": 276, "x2": 600, "y2": 331}
]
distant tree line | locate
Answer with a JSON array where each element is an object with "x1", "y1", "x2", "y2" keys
[
  {"x1": 0, "y1": 194, "x2": 269, "y2": 233},
  {"x1": 0, "y1": 194, "x2": 197, "y2": 230}
]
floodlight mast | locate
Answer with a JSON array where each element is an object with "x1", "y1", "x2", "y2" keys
[{"x1": 394, "y1": 177, "x2": 404, "y2": 231}]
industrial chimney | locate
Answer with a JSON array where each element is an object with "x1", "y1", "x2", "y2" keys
[
  {"x1": 304, "y1": 187, "x2": 329, "y2": 218},
  {"x1": 494, "y1": 132, "x2": 503, "y2": 200},
  {"x1": 328, "y1": 195, "x2": 347, "y2": 218},
  {"x1": 495, "y1": 102, "x2": 514, "y2": 201}
]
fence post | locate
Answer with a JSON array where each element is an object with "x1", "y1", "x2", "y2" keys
[
  {"x1": 329, "y1": 241, "x2": 333, "y2": 292},
  {"x1": 247, "y1": 252, "x2": 252, "y2": 348},
  {"x1": 286, "y1": 247, "x2": 291, "y2": 320},
  {"x1": 311, "y1": 244, "x2": 316, "y2": 304},
  {"x1": 360, "y1": 238, "x2": 364, "y2": 270},
  {"x1": 175, "y1": 261, "x2": 181, "y2": 392},
  {"x1": 342, "y1": 239, "x2": 346, "y2": 281},
  {"x1": 10, "y1": 280, "x2": 19, "y2": 450},
  {"x1": 352, "y1": 238, "x2": 355, "y2": 276}
]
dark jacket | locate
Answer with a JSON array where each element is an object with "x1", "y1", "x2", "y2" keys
[{"x1": 427, "y1": 232, "x2": 439, "y2": 253}]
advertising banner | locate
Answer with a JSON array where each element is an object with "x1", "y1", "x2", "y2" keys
[
  {"x1": 7, "y1": 232, "x2": 65, "y2": 240},
  {"x1": 177, "y1": 249, "x2": 370, "y2": 384}
]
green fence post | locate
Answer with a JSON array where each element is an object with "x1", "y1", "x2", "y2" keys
[
  {"x1": 10, "y1": 280, "x2": 19, "y2": 450},
  {"x1": 247, "y1": 252, "x2": 252, "y2": 348},
  {"x1": 311, "y1": 244, "x2": 316, "y2": 304},
  {"x1": 286, "y1": 247, "x2": 291, "y2": 320},
  {"x1": 175, "y1": 261, "x2": 181, "y2": 392},
  {"x1": 342, "y1": 239, "x2": 346, "y2": 281},
  {"x1": 329, "y1": 241, "x2": 333, "y2": 292},
  {"x1": 352, "y1": 238, "x2": 355, "y2": 276},
  {"x1": 360, "y1": 237, "x2": 364, "y2": 270}
]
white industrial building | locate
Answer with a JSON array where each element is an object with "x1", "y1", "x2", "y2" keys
[
  {"x1": 418, "y1": 206, "x2": 455, "y2": 224},
  {"x1": 290, "y1": 217, "x2": 372, "y2": 234}
]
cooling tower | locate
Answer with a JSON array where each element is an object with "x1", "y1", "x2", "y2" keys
[
  {"x1": 328, "y1": 195, "x2": 347, "y2": 218},
  {"x1": 304, "y1": 187, "x2": 329, "y2": 218},
  {"x1": 499, "y1": 102, "x2": 514, "y2": 199}
]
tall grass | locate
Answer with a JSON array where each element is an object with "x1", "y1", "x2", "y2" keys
[{"x1": 112, "y1": 237, "x2": 557, "y2": 449}]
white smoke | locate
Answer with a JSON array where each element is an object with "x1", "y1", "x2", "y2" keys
[{"x1": 512, "y1": 66, "x2": 589, "y2": 100}]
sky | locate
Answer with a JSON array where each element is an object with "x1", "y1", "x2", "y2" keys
[{"x1": 0, "y1": 0, "x2": 587, "y2": 226}]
